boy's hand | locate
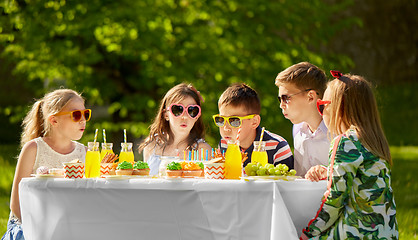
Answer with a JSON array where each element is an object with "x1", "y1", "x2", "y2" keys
[{"x1": 305, "y1": 165, "x2": 327, "y2": 182}]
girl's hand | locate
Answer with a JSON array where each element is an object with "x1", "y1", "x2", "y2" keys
[{"x1": 305, "y1": 165, "x2": 327, "y2": 182}]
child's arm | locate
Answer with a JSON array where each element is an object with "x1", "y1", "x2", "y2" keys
[{"x1": 10, "y1": 141, "x2": 37, "y2": 220}]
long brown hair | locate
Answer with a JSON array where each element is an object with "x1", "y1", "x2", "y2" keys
[
  {"x1": 138, "y1": 83, "x2": 205, "y2": 152},
  {"x1": 20, "y1": 89, "x2": 84, "y2": 147},
  {"x1": 326, "y1": 74, "x2": 392, "y2": 164}
]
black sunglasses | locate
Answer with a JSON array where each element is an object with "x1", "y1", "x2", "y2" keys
[{"x1": 278, "y1": 89, "x2": 313, "y2": 104}]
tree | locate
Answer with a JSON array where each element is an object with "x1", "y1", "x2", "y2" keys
[{"x1": 0, "y1": 0, "x2": 356, "y2": 149}]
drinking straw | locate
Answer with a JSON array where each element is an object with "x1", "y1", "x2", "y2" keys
[
  {"x1": 189, "y1": 151, "x2": 192, "y2": 161},
  {"x1": 103, "y1": 129, "x2": 107, "y2": 144},
  {"x1": 201, "y1": 148, "x2": 204, "y2": 161},
  {"x1": 192, "y1": 151, "x2": 194, "y2": 161},
  {"x1": 123, "y1": 129, "x2": 127, "y2": 144},
  {"x1": 184, "y1": 150, "x2": 186, "y2": 160},
  {"x1": 257, "y1": 127, "x2": 265, "y2": 152},
  {"x1": 206, "y1": 149, "x2": 209, "y2": 161},
  {"x1": 93, "y1": 129, "x2": 98, "y2": 150},
  {"x1": 236, "y1": 127, "x2": 241, "y2": 143}
]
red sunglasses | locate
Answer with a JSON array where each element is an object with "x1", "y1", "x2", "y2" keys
[
  {"x1": 317, "y1": 100, "x2": 331, "y2": 116},
  {"x1": 167, "y1": 103, "x2": 201, "y2": 119},
  {"x1": 55, "y1": 109, "x2": 91, "y2": 122}
]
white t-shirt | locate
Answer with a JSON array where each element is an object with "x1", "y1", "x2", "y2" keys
[{"x1": 293, "y1": 121, "x2": 330, "y2": 177}]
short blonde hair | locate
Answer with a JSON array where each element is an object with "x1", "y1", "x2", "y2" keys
[{"x1": 275, "y1": 62, "x2": 327, "y2": 98}]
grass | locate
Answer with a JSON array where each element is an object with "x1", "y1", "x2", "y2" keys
[{"x1": 0, "y1": 145, "x2": 417, "y2": 238}]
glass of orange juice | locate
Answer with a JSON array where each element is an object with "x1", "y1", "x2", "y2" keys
[
  {"x1": 224, "y1": 140, "x2": 242, "y2": 179},
  {"x1": 101, "y1": 143, "x2": 114, "y2": 161},
  {"x1": 85, "y1": 142, "x2": 101, "y2": 178},
  {"x1": 251, "y1": 141, "x2": 268, "y2": 166},
  {"x1": 120, "y1": 142, "x2": 134, "y2": 164}
]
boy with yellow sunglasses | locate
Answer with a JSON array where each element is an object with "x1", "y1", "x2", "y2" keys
[{"x1": 213, "y1": 83, "x2": 294, "y2": 168}]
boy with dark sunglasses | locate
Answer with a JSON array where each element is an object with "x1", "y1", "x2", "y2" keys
[
  {"x1": 214, "y1": 83, "x2": 294, "y2": 169},
  {"x1": 275, "y1": 62, "x2": 330, "y2": 177}
]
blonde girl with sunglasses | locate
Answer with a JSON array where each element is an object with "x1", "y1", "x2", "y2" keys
[
  {"x1": 301, "y1": 71, "x2": 398, "y2": 239},
  {"x1": 138, "y1": 83, "x2": 212, "y2": 175},
  {"x1": 3, "y1": 89, "x2": 89, "y2": 240}
]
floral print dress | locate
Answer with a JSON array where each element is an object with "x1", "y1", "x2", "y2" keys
[{"x1": 302, "y1": 130, "x2": 398, "y2": 239}]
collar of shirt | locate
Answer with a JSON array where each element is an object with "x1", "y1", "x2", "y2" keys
[{"x1": 299, "y1": 120, "x2": 327, "y2": 138}]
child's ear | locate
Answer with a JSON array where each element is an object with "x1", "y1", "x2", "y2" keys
[
  {"x1": 251, "y1": 115, "x2": 261, "y2": 129},
  {"x1": 307, "y1": 90, "x2": 317, "y2": 103},
  {"x1": 48, "y1": 115, "x2": 58, "y2": 126},
  {"x1": 163, "y1": 111, "x2": 169, "y2": 121}
]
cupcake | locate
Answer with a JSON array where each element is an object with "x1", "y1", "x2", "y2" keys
[
  {"x1": 166, "y1": 161, "x2": 183, "y2": 178},
  {"x1": 133, "y1": 161, "x2": 150, "y2": 176},
  {"x1": 182, "y1": 162, "x2": 204, "y2": 178},
  {"x1": 115, "y1": 161, "x2": 133, "y2": 175}
]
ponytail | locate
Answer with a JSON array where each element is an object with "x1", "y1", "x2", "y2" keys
[{"x1": 21, "y1": 100, "x2": 45, "y2": 147}]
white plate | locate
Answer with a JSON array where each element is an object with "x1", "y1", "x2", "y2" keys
[
  {"x1": 130, "y1": 175, "x2": 153, "y2": 178},
  {"x1": 31, "y1": 174, "x2": 62, "y2": 178},
  {"x1": 105, "y1": 175, "x2": 131, "y2": 180},
  {"x1": 241, "y1": 175, "x2": 301, "y2": 181},
  {"x1": 163, "y1": 176, "x2": 184, "y2": 181}
]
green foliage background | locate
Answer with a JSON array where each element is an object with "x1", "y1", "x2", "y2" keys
[{"x1": 0, "y1": 0, "x2": 357, "y2": 150}]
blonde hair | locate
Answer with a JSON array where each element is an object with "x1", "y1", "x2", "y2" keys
[
  {"x1": 326, "y1": 75, "x2": 392, "y2": 164},
  {"x1": 138, "y1": 83, "x2": 205, "y2": 152},
  {"x1": 21, "y1": 89, "x2": 84, "y2": 147},
  {"x1": 275, "y1": 62, "x2": 327, "y2": 98}
]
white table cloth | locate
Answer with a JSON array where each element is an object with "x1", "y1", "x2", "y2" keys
[{"x1": 19, "y1": 178, "x2": 326, "y2": 240}]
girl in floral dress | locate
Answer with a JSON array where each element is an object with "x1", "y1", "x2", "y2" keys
[{"x1": 302, "y1": 71, "x2": 398, "y2": 239}]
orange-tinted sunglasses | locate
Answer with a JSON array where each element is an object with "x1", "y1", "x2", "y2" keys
[{"x1": 55, "y1": 109, "x2": 91, "y2": 122}]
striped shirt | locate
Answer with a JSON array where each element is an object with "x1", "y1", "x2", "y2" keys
[{"x1": 219, "y1": 126, "x2": 294, "y2": 169}]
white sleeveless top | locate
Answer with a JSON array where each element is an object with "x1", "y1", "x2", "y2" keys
[{"x1": 32, "y1": 137, "x2": 86, "y2": 173}]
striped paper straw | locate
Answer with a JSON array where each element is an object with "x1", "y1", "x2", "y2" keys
[
  {"x1": 93, "y1": 128, "x2": 98, "y2": 143},
  {"x1": 236, "y1": 127, "x2": 241, "y2": 143},
  {"x1": 123, "y1": 129, "x2": 127, "y2": 144},
  {"x1": 103, "y1": 129, "x2": 107, "y2": 144},
  {"x1": 257, "y1": 127, "x2": 265, "y2": 151},
  {"x1": 93, "y1": 129, "x2": 98, "y2": 151}
]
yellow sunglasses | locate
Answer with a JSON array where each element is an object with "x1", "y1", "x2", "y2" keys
[
  {"x1": 55, "y1": 109, "x2": 92, "y2": 122},
  {"x1": 212, "y1": 114, "x2": 255, "y2": 128}
]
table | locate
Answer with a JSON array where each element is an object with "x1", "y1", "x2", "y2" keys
[{"x1": 19, "y1": 178, "x2": 326, "y2": 240}]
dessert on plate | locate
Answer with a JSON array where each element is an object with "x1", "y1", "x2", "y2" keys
[
  {"x1": 166, "y1": 161, "x2": 183, "y2": 178},
  {"x1": 115, "y1": 161, "x2": 133, "y2": 175},
  {"x1": 133, "y1": 161, "x2": 150, "y2": 175}
]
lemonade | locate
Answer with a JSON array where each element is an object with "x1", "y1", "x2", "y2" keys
[
  {"x1": 251, "y1": 141, "x2": 268, "y2": 166},
  {"x1": 224, "y1": 141, "x2": 242, "y2": 179},
  {"x1": 120, "y1": 142, "x2": 134, "y2": 163},
  {"x1": 251, "y1": 151, "x2": 268, "y2": 166},
  {"x1": 85, "y1": 142, "x2": 101, "y2": 178},
  {"x1": 100, "y1": 143, "x2": 114, "y2": 161}
]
